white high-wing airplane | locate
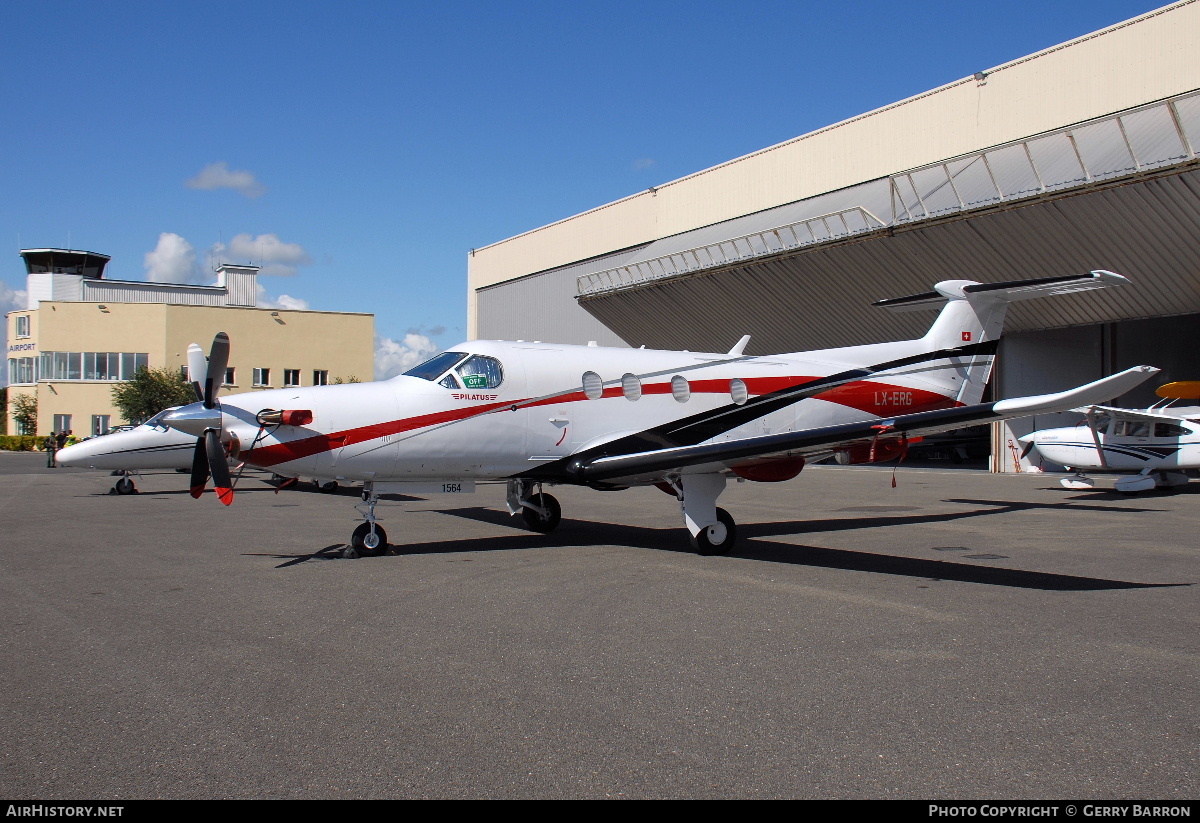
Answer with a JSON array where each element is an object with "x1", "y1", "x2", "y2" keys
[
  {"x1": 160, "y1": 271, "x2": 1156, "y2": 557},
  {"x1": 1018, "y1": 382, "x2": 1200, "y2": 492}
]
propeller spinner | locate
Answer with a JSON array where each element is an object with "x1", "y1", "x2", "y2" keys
[{"x1": 167, "y1": 332, "x2": 235, "y2": 506}]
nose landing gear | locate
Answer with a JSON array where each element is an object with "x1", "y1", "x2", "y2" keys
[{"x1": 344, "y1": 485, "x2": 388, "y2": 558}]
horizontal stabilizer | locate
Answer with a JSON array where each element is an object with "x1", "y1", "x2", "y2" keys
[{"x1": 875, "y1": 270, "x2": 1127, "y2": 312}]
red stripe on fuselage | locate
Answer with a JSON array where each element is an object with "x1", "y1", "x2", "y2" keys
[{"x1": 244, "y1": 376, "x2": 962, "y2": 468}]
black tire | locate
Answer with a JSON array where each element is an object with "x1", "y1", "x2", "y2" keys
[
  {"x1": 691, "y1": 508, "x2": 737, "y2": 556},
  {"x1": 321, "y1": 481, "x2": 340, "y2": 493},
  {"x1": 114, "y1": 477, "x2": 136, "y2": 495},
  {"x1": 521, "y1": 493, "x2": 562, "y2": 533},
  {"x1": 350, "y1": 522, "x2": 388, "y2": 557}
]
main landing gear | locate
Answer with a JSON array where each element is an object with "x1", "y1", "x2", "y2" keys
[
  {"x1": 344, "y1": 484, "x2": 388, "y2": 558},
  {"x1": 663, "y1": 473, "x2": 738, "y2": 556},
  {"x1": 507, "y1": 480, "x2": 562, "y2": 534}
]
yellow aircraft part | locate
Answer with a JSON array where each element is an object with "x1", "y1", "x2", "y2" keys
[{"x1": 1156, "y1": 381, "x2": 1200, "y2": 400}]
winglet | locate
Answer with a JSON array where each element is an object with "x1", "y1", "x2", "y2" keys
[{"x1": 727, "y1": 335, "x2": 751, "y2": 356}]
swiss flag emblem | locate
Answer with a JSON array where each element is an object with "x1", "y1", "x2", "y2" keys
[{"x1": 962, "y1": 331, "x2": 972, "y2": 342}]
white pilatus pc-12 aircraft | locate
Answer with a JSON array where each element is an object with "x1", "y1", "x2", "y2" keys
[
  {"x1": 82, "y1": 271, "x2": 1158, "y2": 557},
  {"x1": 1019, "y1": 381, "x2": 1200, "y2": 493}
]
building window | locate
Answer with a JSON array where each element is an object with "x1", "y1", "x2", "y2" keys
[
  {"x1": 313, "y1": 370, "x2": 328, "y2": 386},
  {"x1": 40, "y1": 351, "x2": 148, "y2": 381},
  {"x1": 7, "y1": 357, "x2": 37, "y2": 385},
  {"x1": 15, "y1": 316, "x2": 30, "y2": 338},
  {"x1": 253, "y1": 367, "x2": 271, "y2": 387},
  {"x1": 283, "y1": 369, "x2": 301, "y2": 387},
  {"x1": 92, "y1": 415, "x2": 111, "y2": 436},
  {"x1": 53, "y1": 414, "x2": 72, "y2": 433}
]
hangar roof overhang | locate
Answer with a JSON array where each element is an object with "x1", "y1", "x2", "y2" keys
[{"x1": 571, "y1": 91, "x2": 1200, "y2": 355}]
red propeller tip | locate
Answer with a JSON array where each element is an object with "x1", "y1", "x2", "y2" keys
[
  {"x1": 190, "y1": 486, "x2": 205, "y2": 499},
  {"x1": 215, "y1": 487, "x2": 234, "y2": 506}
]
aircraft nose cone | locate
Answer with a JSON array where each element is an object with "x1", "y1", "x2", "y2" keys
[
  {"x1": 163, "y1": 402, "x2": 222, "y2": 437},
  {"x1": 55, "y1": 441, "x2": 89, "y2": 467}
]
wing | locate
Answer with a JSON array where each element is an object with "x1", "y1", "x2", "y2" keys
[
  {"x1": 559, "y1": 366, "x2": 1158, "y2": 484},
  {"x1": 1071, "y1": 404, "x2": 1200, "y2": 424}
]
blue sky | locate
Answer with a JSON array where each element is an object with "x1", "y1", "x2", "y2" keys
[{"x1": 0, "y1": 0, "x2": 1170, "y2": 378}]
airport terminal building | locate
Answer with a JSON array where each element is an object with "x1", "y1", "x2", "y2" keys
[
  {"x1": 468, "y1": 1, "x2": 1200, "y2": 471},
  {"x1": 6, "y1": 249, "x2": 374, "y2": 436}
]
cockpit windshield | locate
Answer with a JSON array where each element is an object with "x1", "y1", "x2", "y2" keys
[
  {"x1": 143, "y1": 407, "x2": 179, "y2": 428},
  {"x1": 403, "y1": 351, "x2": 468, "y2": 381}
]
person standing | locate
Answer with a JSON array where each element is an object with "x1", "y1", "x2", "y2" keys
[
  {"x1": 55, "y1": 430, "x2": 67, "y2": 450},
  {"x1": 43, "y1": 432, "x2": 58, "y2": 468},
  {"x1": 64, "y1": 430, "x2": 79, "y2": 447}
]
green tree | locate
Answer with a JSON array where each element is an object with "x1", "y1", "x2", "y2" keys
[
  {"x1": 0, "y1": 386, "x2": 7, "y2": 433},
  {"x1": 111, "y1": 367, "x2": 196, "y2": 425},
  {"x1": 10, "y1": 391, "x2": 37, "y2": 435}
]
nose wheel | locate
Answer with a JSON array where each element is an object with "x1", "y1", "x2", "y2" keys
[{"x1": 347, "y1": 522, "x2": 388, "y2": 558}]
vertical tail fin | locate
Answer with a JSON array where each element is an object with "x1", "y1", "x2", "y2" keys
[{"x1": 874, "y1": 271, "x2": 1129, "y2": 406}]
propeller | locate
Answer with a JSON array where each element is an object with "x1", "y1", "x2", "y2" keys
[{"x1": 170, "y1": 332, "x2": 235, "y2": 506}]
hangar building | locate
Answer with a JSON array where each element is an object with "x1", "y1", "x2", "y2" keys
[
  {"x1": 467, "y1": 1, "x2": 1200, "y2": 471},
  {"x1": 6, "y1": 249, "x2": 373, "y2": 436}
]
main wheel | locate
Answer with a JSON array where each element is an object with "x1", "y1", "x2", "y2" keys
[
  {"x1": 320, "y1": 481, "x2": 340, "y2": 493},
  {"x1": 350, "y1": 522, "x2": 388, "y2": 557},
  {"x1": 691, "y1": 508, "x2": 737, "y2": 556},
  {"x1": 114, "y1": 477, "x2": 137, "y2": 495},
  {"x1": 521, "y1": 493, "x2": 562, "y2": 533}
]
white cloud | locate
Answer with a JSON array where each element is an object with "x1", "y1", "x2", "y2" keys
[
  {"x1": 211, "y1": 233, "x2": 312, "y2": 277},
  {"x1": 255, "y1": 284, "x2": 311, "y2": 311},
  {"x1": 186, "y1": 161, "x2": 266, "y2": 198},
  {"x1": 633, "y1": 157, "x2": 656, "y2": 170},
  {"x1": 144, "y1": 232, "x2": 203, "y2": 284},
  {"x1": 1, "y1": 280, "x2": 27, "y2": 314},
  {"x1": 375, "y1": 333, "x2": 438, "y2": 380}
]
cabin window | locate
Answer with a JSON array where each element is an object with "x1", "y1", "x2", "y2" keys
[
  {"x1": 730, "y1": 378, "x2": 748, "y2": 405},
  {"x1": 1117, "y1": 421, "x2": 1150, "y2": 437},
  {"x1": 1154, "y1": 422, "x2": 1189, "y2": 438},
  {"x1": 621, "y1": 373, "x2": 642, "y2": 401},
  {"x1": 671, "y1": 375, "x2": 691, "y2": 403},
  {"x1": 582, "y1": 371, "x2": 603, "y2": 400},
  {"x1": 404, "y1": 351, "x2": 469, "y2": 381},
  {"x1": 457, "y1": 355, "x2": 504, "y2": 389}
]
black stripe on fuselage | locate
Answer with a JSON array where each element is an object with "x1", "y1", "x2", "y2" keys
[{"x1": 521, "y1": 340, "x2": 998, "y2": 481}]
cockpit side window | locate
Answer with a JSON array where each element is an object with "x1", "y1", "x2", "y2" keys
[
  {"x1": 403, "y1": 351, "x2": 468, "y2": 381},
  {"x1": 439, "y1": 373, "x2": 460, "y2": 389},
  {"x1": 1154, "y1": 422, "x2": 1189, "y2": 438},
  {"x1": 456, "y1": 355, "x2": 504, "y2": 389}
]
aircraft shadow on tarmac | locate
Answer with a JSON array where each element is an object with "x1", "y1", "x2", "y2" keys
[{"x1": 255, "y1": 501, "x2": 1186, "y2": 591}]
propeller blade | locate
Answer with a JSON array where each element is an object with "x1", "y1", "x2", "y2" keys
[
  {"x1": 189, "y1": 437, "x2": 209, "y2": 498},
  {"x1": 206, "y1": 429, "x2": 234, "y2": 506},
  {"x1": 1020, "y1": 440, "x2": 1036, "y2": 459},
  {"x1": 204, "y1": 332, "x2": 230, "y2": 408},
  {"x1": 187, "y1": 344, "x2": 207, "y2": 403}
]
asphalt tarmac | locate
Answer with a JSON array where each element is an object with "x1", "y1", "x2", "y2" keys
[{"x1": 0, "y1": 451, "x2": 1195, "y2": 799}]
